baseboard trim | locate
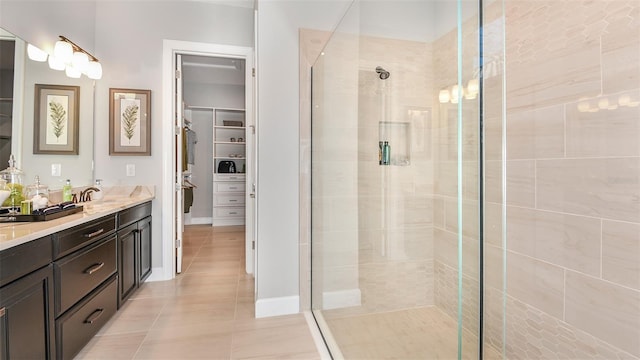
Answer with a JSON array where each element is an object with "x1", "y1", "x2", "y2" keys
[
  {"x1": 185, "y1": 217, "x2": 212, "y2": 225},
  {"x1": 255, "y1": 295, "x2": 300, "y2": 318},
  {"x1": 145, "y1": 267, "x2": 169, "y2": 282},
  {"x1": 322, "y1": 288, "x2": 361, "y2": 310}
]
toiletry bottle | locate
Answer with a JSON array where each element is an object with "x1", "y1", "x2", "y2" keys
[
  {"x1": 62, "y1": 179, "x2": 73, "y2": 202},
  {"x1": 379, "y1": 141, "x2": 383, "y2": 165},
  {"x1": 382, "y1": 141, "x2": 390, "y2": 165}
]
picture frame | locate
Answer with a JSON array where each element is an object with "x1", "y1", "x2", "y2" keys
[
  {"x1": 33, "y1": 84, "x2": 80, "y2": 155},
  {"x1": 109, "y1": 88, "x2": 151, "y2": 156}
]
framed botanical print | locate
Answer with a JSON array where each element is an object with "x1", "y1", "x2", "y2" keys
[
  {"x1": 33, "y1": 84, "x2": 80, "y2": 154},
  {"x1": 109, "y1": 88, "x2": 151, "y2": 156}
]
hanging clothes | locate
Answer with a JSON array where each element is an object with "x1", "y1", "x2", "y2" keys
[
  {"x1": 182, "y1": 128, "x2": 188, "y2": 171},
  {"x1": 186, "y1": 127, "x2": 198, "y2": 164}
]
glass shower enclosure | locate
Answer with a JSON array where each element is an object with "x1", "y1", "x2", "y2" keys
[{"x1": 310, "y1": 0, "x2": 640, "y2": 359}]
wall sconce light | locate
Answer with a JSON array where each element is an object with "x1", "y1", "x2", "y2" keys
[
  {"x1": 27, "y1": 44, "x2": 48, "y2": 62},
  {"x1": 439, "y1": 78, "x2": 480, "y2": 104},
  {"x1": 27, "y1": 35, "x2": 102, "y2": 80}
]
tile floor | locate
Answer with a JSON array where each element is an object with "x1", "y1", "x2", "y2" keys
[
  {"x1": 76, "y1": 225, "x2": 322, "y2": 360},
  {"x1": 321, "y1": 306, "x2": 501, "y2": 360}
]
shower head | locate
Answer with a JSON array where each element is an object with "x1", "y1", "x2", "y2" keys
[{"x1": 376, "y1": 66, "x2": 390, "y2": 80}]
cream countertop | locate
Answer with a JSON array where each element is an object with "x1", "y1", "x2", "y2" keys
[{"x1": 0, "y1": 185, "x2": 155, "y2": 252}]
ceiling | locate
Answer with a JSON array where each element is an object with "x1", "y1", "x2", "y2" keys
[{"x1": 181, "y1": 55, "x2": 246, "y2": 86}]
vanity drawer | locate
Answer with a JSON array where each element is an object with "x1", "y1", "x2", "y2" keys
[
  {"x1": 214, "y1": 182, "x2": 245, "y2": 193},
  {"x1": 56, "y1": 275, "x2": 117, "y2": 360},
  {"x1": 54, "y1": 236, "x2": 117, "y2": 316},
  {"x1": 214, "y1": 207, "x2": 245, "y2": 218},
  {"x1": 54, "y1": 214, "x2": 116, "y2": 259},
  {"x1": 0, "y1": 235, "x2": 52, "y2": 287},
  {"x1": 118, "y1": 201, "x2": 152, "y2": 228},
  {"x1": 214, "y1": 174, "x2": 245, "y2": 182},
  {"x1": 214, "y1": 194, "x2": 245, "y2": 206}
]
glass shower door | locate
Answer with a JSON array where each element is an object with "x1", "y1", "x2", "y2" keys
[{"x1": 310, "y1": 0, "x2": 488, "y2": 359}]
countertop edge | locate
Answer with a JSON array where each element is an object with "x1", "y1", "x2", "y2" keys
[{"x1": 0, "y1": 195, "x2": 155, "y2": 252}]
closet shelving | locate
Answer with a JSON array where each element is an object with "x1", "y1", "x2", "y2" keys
[{"x1": 185, "y1": 106, "x2": 247, "y2": 226}]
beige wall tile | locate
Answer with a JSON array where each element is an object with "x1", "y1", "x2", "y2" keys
[
  {"x1": 565, "y1": 270, "x2": 640, "y2": 357},
  {"x1": 434, "y1": 228, "x2": 458, "y2": 269},
  {"x1": 507, "y1": 207, "x2": 601, "y2": 276},
  {"x1": 566, "y1": 92, "x2": 640, "y2": 157},
  {"x1": 601, "y1": 5, "x2": 640, "y2": 94},
  {"x1": 506, "y1": 46, "x2": 601, "y2": 111},
  {"x1": 602, "y1": 220, "x2": 640, "y2": 290},
  {"x1": 484, "y1": 244, "x2": 504, "y2": 290},
  {"x1": 506, "y1": 160, "x2": 536, "y2": 208},
  {"x1": 537, "y1": 158, "x2": 640, "y2": 223},
  {"x1": 506, "y1": 106, "x2": 565, "y2": 160},
  {"x1": 483, "y1": 202, "x2": 504, "y2": 248},
  {"x1": 506, "y1": 251, "x2": 565, "y2": 319}
]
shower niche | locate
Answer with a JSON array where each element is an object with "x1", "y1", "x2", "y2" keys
[{"x1": 379, "y1": 121, "x2": 410, "y2": 166}]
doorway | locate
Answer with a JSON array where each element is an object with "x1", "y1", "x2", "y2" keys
[{"x1": 161, "y1": 40, "x2": 255, "y2": 282}]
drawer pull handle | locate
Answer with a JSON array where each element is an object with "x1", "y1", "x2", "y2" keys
[
  {"x1": 84, "y1": 228, "x2": 105, "y2": 238},
  {"x1": 229, "y1": 212, "x2": 237, "y2": 215},
  {"x1": 84, "y1": 262, "x2": 105, "y2": 275},
  {"x1": 229, "y1": 199, "x2": 238, "y2": 202},
  {"x1": 84, "y1": 308, "x2": 104, "y2": 324},
  {"x1": 0, "y1": 307, "x2": 5, "y2": 318},
  {"x1": 229, "y1": 187, "x2": 237, "y2": 190}
]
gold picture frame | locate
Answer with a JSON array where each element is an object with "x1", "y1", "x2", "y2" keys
[
  {"x1": 33, "y1": 84, "x2": 80, "y2": 155},
  {"x1": 109, "y1": 88, "x2": 151, "y2": 156}
]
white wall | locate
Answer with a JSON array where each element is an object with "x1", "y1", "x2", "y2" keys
[{"x1": 256, "y1": 0, "x2": 350, "y2": 313}]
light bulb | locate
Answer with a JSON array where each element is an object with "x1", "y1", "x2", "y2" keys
[
  {"x1": 72, "y1": 52, "x2": 89, "y2": 73},
  {"x1": 48, "y1": 55, "x2": 66, "y2": 71},
  {"x1": 467, "y1": 78, "x2": 479, "y2": 96},
  {"x1": 53, "y1": 40, "x2": 73, "y2": 63},
  {"x1": 597, "y1": 97, "x2": 609, "y2": 109},
  {"x1": 438, "y1": 89, "x2": 450, "y2": 103},
  {"x1": 27, "y1": 44, "x2": 48, "y2": 62},
  {"x1": 65, "y1": 65, "x2": 82, "y2": 78},
  {"x1": 577, "y1": 101, "x2": 590, "y2": 112},
  {"x1": 87, "y1": 61, "x2": 102, "y2": 80},
  {"x1": 618, "y1": 94, "x2": 631, "y2": 106},
  {"x1": 451, "y1": 85, "x2": 464, "y2": 103}
]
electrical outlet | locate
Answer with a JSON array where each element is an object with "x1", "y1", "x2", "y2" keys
[
  {"x1": 51, "y1": 164, "x2": 61, "y2": 177},
  {"x1": 126, "y1": 164, "x2": 135, "y2": 177}
]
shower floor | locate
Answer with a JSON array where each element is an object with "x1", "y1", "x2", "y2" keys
[{"x1": 321, "y1": 306, "x2": 501, "y2": 360}]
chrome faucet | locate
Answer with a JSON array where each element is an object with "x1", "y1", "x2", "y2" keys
[{"x1": 79, "y1": 187, "x2": 100, "y2": 202}]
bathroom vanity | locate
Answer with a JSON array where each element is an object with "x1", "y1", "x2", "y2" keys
[{"x1": 0, "y1": 188, "x2": 154, "y2": 359}]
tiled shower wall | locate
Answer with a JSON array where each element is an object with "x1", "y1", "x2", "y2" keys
[
  {"x1": 436, "y1": 0, "x2": 640, "y2": 359},
  {"x1": 356, "y1": 35, "x2": 435, "y2": 312}
]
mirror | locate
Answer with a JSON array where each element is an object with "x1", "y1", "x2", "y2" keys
[{"x1": 0, "y1": 27, "x2": 94, "y2": 190}]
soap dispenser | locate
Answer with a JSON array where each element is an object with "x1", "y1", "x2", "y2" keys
[{"x1": 62, "y1": 179, "x2": 73, "y2": 202}]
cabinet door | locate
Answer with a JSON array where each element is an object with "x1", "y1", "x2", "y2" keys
[
  {"x1": 117, "y1": 223, "x2": 137, "y2": 307},
  {"x1": 0, "y1": 265, "x2": 55, "y2": 359},
  {"x1": 137, "y1": 216, "x2": 152, "y2": 283}
]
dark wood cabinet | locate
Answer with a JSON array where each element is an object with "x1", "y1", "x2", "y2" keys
[
  {"x1": 117, "y1": 223, "x2": 137, "y2": 305},
  {"x1": 138, "y1": 216, "x2": 152, "y2": 283},
  {"x1": 0, "y1": 199, "x2": 152, "y2": 359},
  {"x1": 117, "y1": 201, "x2": 152, "y2": 307},
  {"x1": 0, "y1": 264, "x2": 55, "y2": 359}
]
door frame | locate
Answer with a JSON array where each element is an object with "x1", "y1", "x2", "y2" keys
[{"x1": 161, "y1": 39, "x2": 255, "y2": 280}]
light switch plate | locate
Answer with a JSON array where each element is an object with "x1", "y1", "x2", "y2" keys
[
  {"x1": 51, "y1": 164, "x2": 61, "y2": 177},
  {"x1": 126, "y1": 164, "x2": 135, "y2": 177}
]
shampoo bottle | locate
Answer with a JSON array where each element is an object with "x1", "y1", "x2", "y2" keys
[
  {"x1": 62, "y1": 179, "x2": 73, "y2": 202},
  {"x1": 382, "y1": 141, "x2": 390, "y2": 165}
]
